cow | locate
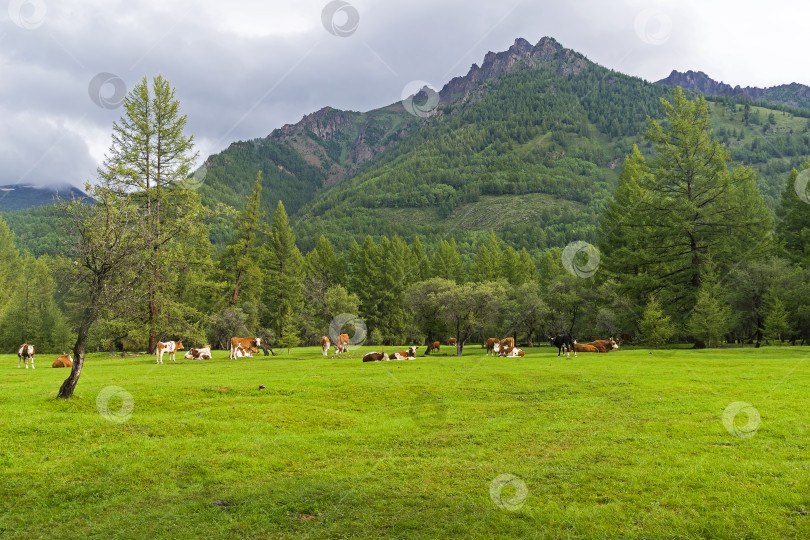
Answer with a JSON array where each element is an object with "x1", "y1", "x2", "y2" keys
[
  {"x1": 17, "y1": 344, "x2": 35, "y2": 369},
  {"x1": 429, "y1": 341, "x2": 441, "y2": 353},
  {"x1": 484, "y1": 338, "x2": 500, "y2": 356},
  {"x1": 448, "y1": 338, "x2": 457, "y2": 346},
  {"x1": 230, "y1": 337, "x2": 261, "y2": 360},
  {"x1": 156, "y1": 340, "x2": 184, "y2": 364},
  {"x1": 320, "y1": 336, "x2": 331, "y2": 356},
  {"x1": 391, "y1": 345, "x2": 418, "y2": 360},
  {"x1": 499, "y1": 346, "x2": 525, "y2": 357},
  {"x1": 335, "y1": 333, "x2": 350, "y2": 354},
  {"x1": 500, "y1": 337, "x2": 515, "y2": 350},
  {"x1": 573, "y1": 343, "x2": 599, "y2": 353},
  {"x1": 362, "y1": 352, "x2": 390, "y2": 362},
  {"x1": 550, "y1": 333, "x2": 576, "y2": 358},
  {"x1": 589, "y1": 338, "x2": 619, "y2": 353},
  {"x1": 52, "y1": 354, "x2": 72, "y2": 368},
  {"x1": 184, "y1": 346, "x2": 212, "y2": 360}
]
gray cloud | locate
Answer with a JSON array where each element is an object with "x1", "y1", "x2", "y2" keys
[{"x1": 1, "y1": 0, "x2": 808, "y2": 187}]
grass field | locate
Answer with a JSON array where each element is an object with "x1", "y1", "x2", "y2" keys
[{"x1": 2, "y1": 345, "x2": 810, "y2": 539}]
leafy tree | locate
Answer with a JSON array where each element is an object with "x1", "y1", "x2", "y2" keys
[
  {"x1": 407, "y1": 278, "x2": 454, "y2": 354},
  {"x1": 437, "y1": 280, "x2": 508, "y2": 355},
  {"x1": 639, "y1": 295, "x2": 674, "y2": 348},
  {"x1": 502, "y1": 282, "x2": 547, "y2": 346}
]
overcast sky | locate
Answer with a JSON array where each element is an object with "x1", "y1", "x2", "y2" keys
[{"x1": 1, "y1": 0, "x2": 808, "y2": 188}]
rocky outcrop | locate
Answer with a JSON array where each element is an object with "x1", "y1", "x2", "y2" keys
[{"x1": 658, "y1": 70, "x2": 810, "y2": 109}]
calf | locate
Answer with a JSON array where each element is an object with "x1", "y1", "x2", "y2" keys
[
  {"x1": 184, "y1": 346, "x2": 212, "y2": 360},
  {"x1": 230, "y1": 337, "x2": 261, "y2": 359},
  {"x1": 484, "y1": 338, "x2": 500, "y2": 356},
  {"x1": 320, "y1": 336, "x2": 331, "y2": 356},
  {"x1": 156, "y1": 340, "x2": 184, "y2": 364},
  {"x1": 17, "y1": 343, "x2": 35, "y2": 369},
  {"x1": 52, "y1": 354, "x2": 72, "y2": 368},
  {"x1": 362, "y1": 352, "x2": 390, "y2": 362},
  {"x1": 550, "y1": 333, "x2": 576, "y2": 358}
]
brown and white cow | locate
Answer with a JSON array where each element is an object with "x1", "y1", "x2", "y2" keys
[
  {"x1": 448, "y1": 338, "x2": 457, "y2": 346},
  {"x1": 184, "y1": 346, "x2": 212, "y2": 360},
  {"x1": 499, "y1": 346, "x2": 525, "y2": 357},
  {"x1": 391, "y1": 345, "x2": 418, "y2": 360},
  {"x1": 320, "y1": 336, "x2": 331, "y2": 356},
  {"x1": 500, "y1": 337, "x2": 515, "y2": 350},
  {"x1": 156, "y1": 340, "x2": 184, "y2": 364},
  {"x1": 335, "y1": 333, "x2": 350, "y2": 354},
  {"x1": 230, "y1": 337, "x2": 261, "y2": 359},
  {"x1": 52, "y1": 354, "x2": 73, "y2": 368},
  {"x1": 362, "y1": 351, "x2": 390, "y2": 362},
  {"x1": 17, "y1": 343, "x2": 35, "y2": 369},
  {"x1": 484, "y1": 338, "x2": 500, "y2": 356},
  {"x1": 589, "y1": 338, "x2": 619, "y2": 353}
]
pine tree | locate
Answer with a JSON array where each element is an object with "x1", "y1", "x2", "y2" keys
[
  {"x1": 430, "y1": 239, "x2": 463, "y2": 282},
  {"x1": 639, "y1": 295, "x2": 674, "y2": 348},
  {"x1": 222, "y1": 171, "x2": 266, "y2": 308},
  {"x1": 775, "y1": 162, "x2": 810, "y2": 266},
  {"x1": 687, "y1": 268, "x2": 733, "y2": 347},
  {"x1": 762, "y1": 295, "x2": 790, "y2": 343}
]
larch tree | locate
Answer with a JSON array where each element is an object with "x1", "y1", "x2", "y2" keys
[
  {"x1": 98, "y1": 75, "x2": 200, "y2": 353},
  {"x1": 223, "y1": 171, "x2": 266, "y2": 308}
]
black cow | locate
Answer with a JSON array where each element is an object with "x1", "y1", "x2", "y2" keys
[{"x1": 550, "y1": 333, "x2": 577, "y2": 358}]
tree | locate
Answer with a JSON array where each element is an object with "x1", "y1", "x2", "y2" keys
[
  {"x1": 502, "y1": 282, "x2": 547, "y2": 346},
  {"x1": 407, "y1": 278, "x2": 454, "y2": 354},
  {"x1": 262, "y1": 201, "x2": 304, "y2": 348},
  {"x1": 638, "y1": 295, "x2": 674, "y2": 348},
  {"x1": 762, "y1": 296, "x2": 790, "y2": 344},
  {"x1": 775, "y1": 162, "x2": 810, "y2": 266},
  {"x1": 98, "y1": 75, "x2": 199, "y2": 353},
  {"x1": 687, "y1": 279, "x2": 733, "y2": 348},
  {"x1": 430, "y1": 239, "x2": 463, "y2": 282},
  {"x1": 600, "y1": 88, "x2": 772, "y2": 322},
  {"x1": 437, "y1": 281, "x2": 507, "y2": 355},
  {"x1": 58, "y1": 188, "x2": 150, "y2": 398},
  {"x1": 222, "y1": 171, "x2": 266, "y2": 308}
]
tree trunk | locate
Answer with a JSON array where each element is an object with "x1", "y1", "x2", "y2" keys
[
  {"x1": 148, "y1": 281, "x2": 157, "y2": 354},
  {"x1": 457, "y1": 340, "x2": 464, "y2": 356},
  {"x1": 58, "y1": 305, "x2": 94, "y2": 399}
]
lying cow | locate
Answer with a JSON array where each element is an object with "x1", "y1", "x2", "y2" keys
[
  {"x1": 573, "y1": 343, "x2": 599, "y2": 353},
  {"x1": 500, "y1": 337, "x2": 515, "y2": 350},
  {"x1": 232, "y1": 346, "x2": 257, "y2": 358},
  {"x1": 320, "y1": 336, "x2": 331, "y2": 356},
  {"x1": 230, "y1": 337, "x2": 261, "y2": 360},
  {"x1": 550, "y1": 333, "x2": 576, "y2": 357},
  {"x1": 362, "y1": 352, "x2": 390, "y2": 362},
  {"x1": 589, "y1": 338, "x2": 619, "y2": 353},
  {"x1": 52, "y1": 354, "x2": 73, "y2": 368},
  {"x1": 499, "y1": 346, "x2": 525, "y2": 357},
  {"x1": 391, "y1": 345, "x2": 418, "y2": 360},
  {"x1": 156, "y1": 340, "x2": 184, "y2": 364},
  {"x1": 17, "y1": 343, "x2": 35, "y2": 369},
  {"x1": 484, "y1": 338, "x2": 500, "y2": 356},
  {"x1": 184, "y1": 346, "x2": 212, "y2": 360}
]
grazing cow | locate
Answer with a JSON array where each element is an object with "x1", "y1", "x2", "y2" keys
[
  {"x1": 589, "y1": 338, "x2": 619, "y2": 353},
  {"x1": 550, "y1": 333, "x2": 577, "y2": 358},
  {"x1": 17, "y1": 343, "x2": 35, "y2": 369},
  {"x1": 391, "y1": 345, "x2": 418, "y2": 360},
  {"x1": 500, "y1": 337, "x2": 515, "y2": 350},
  {"x1": 484, "y1": 338, "x2": 500, "y2": 356},
  {"x1": 335, "y1": 333, "x2": 350, "y2": 354},
  {"x1": 230, "y1": 337, "x2": 261, "y2": 360},
  {"x1": 362, "y1": 352, "x2": 390, "y2": 362},
  {"x1": 52, "y1": 354, "x2": 72, "y2": 368},
  {"x1": 573, "y1": 343, "x2": 599, "y2": 353},
  {"x1": 320, "y1": 336, "x2": 331, "y2": 356},
  {"x1": 449, "y1": 338, "x2": 457, "y2": 346},
  {"x1": 429, "y1": 341, "x2": 441, "y2": 353},
  {"x1": 156, "y1": 340, "x2": 184, "y2": 364},
  {"x1": 499, "y1": 346, "x2": 525, "y2": 357},
  {"x1": 184, "y1": 346, "x2": 212, "y2": 360}
]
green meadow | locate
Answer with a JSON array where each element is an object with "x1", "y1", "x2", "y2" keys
[{"x1": 2, "y1": 346, "x2": 809, "y2": 539}]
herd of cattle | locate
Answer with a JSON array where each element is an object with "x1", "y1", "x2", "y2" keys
[{"x1": 14, "y1": 333, "x2": 620, "y2": 368}]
